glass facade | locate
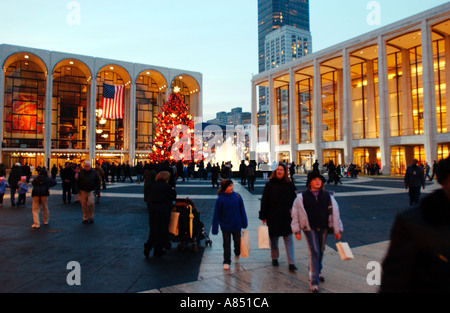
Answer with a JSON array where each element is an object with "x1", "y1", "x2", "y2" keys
[
  {"x1": 253, "y1": 5, "x2": 450, "y2": 175},
  {"x1": 0, "y1": 47, "x2": 201, "y2": 168}
]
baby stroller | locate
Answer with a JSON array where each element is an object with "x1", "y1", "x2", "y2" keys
[{"x1": 170, "y1": 198, "x2": 212, "y2": 252}]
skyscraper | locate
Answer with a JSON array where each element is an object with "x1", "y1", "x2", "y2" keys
[
  {"x1": 257, "y1": 0, "x2": 311, "y2": 147},
  {"x1": 258, "y1": 0, "x2": 310, "y2": 73}
]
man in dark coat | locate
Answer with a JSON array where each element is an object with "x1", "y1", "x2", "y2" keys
[
  {"x1": 8, "y1": 163, "x2": 24, "y2": 207},
  {"x1": 380, "y1": 156, "x2": 450, "y2": 292},
  {"x1": 404, "y1": 159, "x2": 425, "y2": 206},
  {"x1": 76, "y1": 161, "x2": 100, "y2": 224}
]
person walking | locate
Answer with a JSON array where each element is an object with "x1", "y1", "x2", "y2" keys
[
  {"x1": 212, "y1": 179, "x2": 248, "y2": 270},
  {"x1": 211, "y1": 163, "x2": 220, "y2": 188},
  {"x1": 239, "y1": 160, "x2": 247, "y2": 186},
  {"x1": 147, "y1": 171, "x2": 177, "y2": 257},
  {"x1": 31, "y1": 169, "x2": 57, "y2": 229},
  {"x1": 76, "y1": 161, "x2": 100, "y2": 224},
  {"x1": 380, "y1": 156, "x2": 450, "y2": 292},
  {"x1": 60, "y1": 162, "x2": 74, "y2": 204},
  {"x1": 259, "y1": 163, "x2": 298, "y2": 271},
  {"x1": 246, "y1": 160, "x2": 256, "y2": 191},
  {"x1": 404, "y1": 159, "x2": 425, "y2": 206},
  {"x1": 289, "y1": 161, "x2": 296, "y2": 181},
  {"x1": 8, "y1": 163, "x2": 23, "y2": 207},
  {"x1": 291, "y1": 171, "x2": 344, "y2": 293}
]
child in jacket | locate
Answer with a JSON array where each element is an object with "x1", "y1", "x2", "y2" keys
[
  {"x1": 212, "y1": 179, "x2": 248, "y2": 270},
  {"x1": 0, "y1": 177, "x2": 10, "y2": 207},
  {"x1": 17, "y1": 176, "x2": 29, "y2": 206}
]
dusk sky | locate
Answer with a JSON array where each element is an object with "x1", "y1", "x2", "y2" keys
[{"x1": 0, "y1": 0, "x2": 448, "y2": 120}]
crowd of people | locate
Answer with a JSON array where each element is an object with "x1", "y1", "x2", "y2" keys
[{"x1": 1, "y1": 155, "x2": 449, "y2": 293}]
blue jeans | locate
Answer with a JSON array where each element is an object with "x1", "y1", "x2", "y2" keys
[
  {"x1": 270, "y1": 234, "x2": 295, "y2": 265},
  {"x1": 304, "y1": 229, "x2": 328, "y2": 287}
]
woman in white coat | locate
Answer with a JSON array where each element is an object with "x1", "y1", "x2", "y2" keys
[{"x1": 291, "y1": 171, "x2": 344, "y2": 293}]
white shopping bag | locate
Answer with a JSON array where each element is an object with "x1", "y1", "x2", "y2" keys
[
  {"x1": 336, "y1": 241, "x2": 354, "y2": 261},
  {"x1": 240, "y1": 229, "x2": 251, "y2": 258},
  {"x1": 258, "y1": 225, "x2": 270, "y2": 249}
]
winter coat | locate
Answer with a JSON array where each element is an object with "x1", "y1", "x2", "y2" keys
[
  {"x1": 8, "y1": 166, "x2": 23, "y2": 188},
  {"x1": 259, "y1": 178, "x2": 297, "y2": 237},
  {"x1": 0, "y1": 181, "x2": 10, "y2": 194},
  {"x1": 76, "y1": 169, "x2": 100, "y2": 192},
  {"x1": 143, "y1": 168, "x2": 157, "y2": 203},
  {"x1": 404, "y1": 164, "x2": 425, "y2": 188},
  {"x1": 31, "y1": 175, "x2": 57, "y2": 197},
  {"x1": 212, "y1": 191, "x2": 248, "y2": 235},
  {"x1": 291, "y1": 190, "x2": 344, "y2": 235},
  {"x1": 17, "y1": 182, "x2": 29, "y2": 194},
  {"x1": 380, "y1": 189, "x2": 450, "y2": 292},
  {"x1": 149, "y1": 181, "x2": 177, "y2": 250}
]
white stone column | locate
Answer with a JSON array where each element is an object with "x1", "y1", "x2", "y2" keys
[
  {"x1": 129, "y1": 82, "x2": 136, "y2": 162},
  {"x1": 313, "y1": 58, "x2": 322, "y2": 165},
  {"x1": 421, "y1": 19, "x2": 437, "y2": 163},
  {"x1": 342, "y1": 48, "x2": 353, "y2": 165},
  {"x1": 268, "y1": 75, "x2": 276, "y2": 162},
  {"x1": 89, "y1": 78, "x2": 97, "y2": 163},
  {"x1": 44, "y1": 73, "x2": 53, "y2": 168},
  {"x1": 378, "y1": 35, "x2": 391, "y2": 174},
  {"x1": 289, "y1": 67, "x2": 297, "y2": 162},
  {"x1": 250, "y1": 81, "x2": 258, "y2": 161}
]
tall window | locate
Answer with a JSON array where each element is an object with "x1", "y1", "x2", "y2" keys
[
  {"x1": 52, "y1": 65, "x2": 87, "y2": 149},
  {"x1": 297, "y1": 78, "x2": 313, "y2": 143},
  {"x1": 410, "y1": 46, "x2": 423, "y2": 135},
  {"x1": 387, "y1": 52, "x2": 403, "y2": 136},
  {"x1": 135, "y1": 75, "x2": 160, "y2": 151},
  {"x1": 276, "y1": 85, "x2": 289, "y2": 145},
  {"x1": 351, "y1": 62, "x2": 379, "y2": 139},
  {"x1": 4, "y1": 60, "x2": 46, "y2": 149},
  {"x1": 321, "y1": 71, "x2": 341, "y2": 141},
  {"x1": 433, "y1": 38, "x2": 447, "y2": 134},
  {"x1": 96, "y1": 71, "x2": 125, "y2": 150}
]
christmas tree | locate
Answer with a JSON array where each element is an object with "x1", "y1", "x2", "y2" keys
[{"x1": 149, "y1": 91, "x2": 197, "y2": 163}]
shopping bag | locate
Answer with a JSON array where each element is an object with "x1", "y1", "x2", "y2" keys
[
  {"x1": 336, "y1": 241, "x2": 354, "y2": 261},
  {"x1": 258, "y1": 225, "x2": 270, "y2": 249},
  {"x1": 240, "y1": 229, "x2": 251, "y2": 258},
  {"x1": 168, "y1": 212, "x2": 180, "y2": 236}
]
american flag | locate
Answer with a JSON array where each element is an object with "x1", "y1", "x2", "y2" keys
[{"x1": 102, "y1": 83, "x2": 124, "y2": 119}]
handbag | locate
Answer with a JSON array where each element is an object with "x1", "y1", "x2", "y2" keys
[
  {"x1": 258, "y1": 225, "x2": 270, "y2": 249},
  {"x1": 336, "y1": 241, "x2": 354, "y2": 261},
  {"x1": 168, "y1": 211, "x2": 180, "y2": 236},
  {"x1": 240, "y1": 229, "x2": 251, "y2": 258}
]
